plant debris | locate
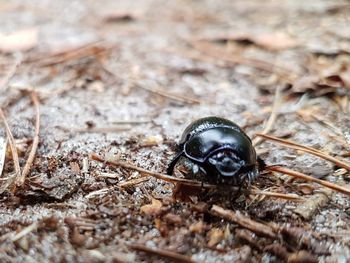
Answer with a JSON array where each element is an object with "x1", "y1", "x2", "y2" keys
[
  {"x1": 206, "y1": 32, "x2": 300, "y2": 51},
  {"x1": 294, "y1": 189, "x2": 333, "y2": 220}
]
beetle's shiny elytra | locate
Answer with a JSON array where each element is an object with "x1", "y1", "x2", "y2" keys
[{"x1": 167, "y1": 116, "x2": 261, "y2": 185}]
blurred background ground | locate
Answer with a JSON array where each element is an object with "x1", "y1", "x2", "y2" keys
[{"x1": 0, "y1": 0, "x2": 350, "y2": 262}]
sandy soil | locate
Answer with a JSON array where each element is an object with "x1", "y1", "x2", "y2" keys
[{"x1": 0, "y1": 0, "x2": 350, "y2": 262}]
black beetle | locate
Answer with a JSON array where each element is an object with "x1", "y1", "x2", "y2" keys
[{"x1": 167, "y1": 116, "x2": 263, "y2": 185}]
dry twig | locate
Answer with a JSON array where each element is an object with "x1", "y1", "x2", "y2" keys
[
  {"x1": 209, "y1": 205, "x2": 277, "y2": 239},
  {"x1": 90, "y1": 153, "x2": 216, "y2": 188},
  {"x1": 256, "y1": 133, "x2": 350, "y2": 171},
  {"x1": 128, "y1": 243, "x2": 197, "y2": 263},
  {"x1": 118, "y1": 177, "x2": 151, "y2": 188},
  {"x1": 267, "y1": 166, "x2": 350, "y2": 196}
]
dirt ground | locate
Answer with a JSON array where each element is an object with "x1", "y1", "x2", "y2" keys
[{"x1": 0, "y1": 0, "x2": 350, "y2": 262}]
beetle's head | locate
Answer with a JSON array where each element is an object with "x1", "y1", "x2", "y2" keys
[{"x1": 207, "y1": 150, "x2": 244, "y2": 177}]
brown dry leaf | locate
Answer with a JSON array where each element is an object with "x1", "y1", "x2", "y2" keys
[
  {"x1": 0, "y1": 28, "x2": 38, "y2": 53},
  {"x1": 40, "y1": 216, "x2": 59, "y2": 230},
  {"x1": 154, "y1": 218, "x2": 169, "y2": 236},
  {"x1": 292, "y1": 75, "x2": 320, "y2": 93},
  {"x1": 64, "y1": 217, "x2": 87, "y2": 247},
  {"x1": 207, "y1": 228, "x2": 224, "y2": 247},
  {"x1": 292, "y1": 74, "x2": 349, "y2": 96},
  {"x1": 298, "y1": 184, "x2": 315, "y2": 195},
  {"x1": 294, "y1": 189, "x2": 332, "y2": 220},
  {"x1": 140, "y1": 198, "x2": 162, "y2": 216},
  {"x1": 70, "y1": 162, "x2": 81, "y2": 174},
  {"x1": 163, "y1": 213, "x2": 182, "y2": 225},
  {"x1": 172, "y1": 183, "x2": 202, "y2": 201},
  {"x1": 208, "y1": 32, "x2": 299, "y2": 51},
  {"x1": 292, "y1": 56, "x2": 350, "y2": 97}
]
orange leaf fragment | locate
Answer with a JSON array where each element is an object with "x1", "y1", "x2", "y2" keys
[
  {"x1": 189, "y1": 221, "x2": 205, "y2": 234},
  {"x1": 140, "y1": 198, "x2": 162, "y2": 216},
  {"x1": 207, "y1": 228, "x2": 224, "y2": 247}
]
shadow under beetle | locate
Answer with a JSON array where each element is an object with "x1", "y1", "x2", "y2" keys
[{"x1": 167, "y1": 116, "x2": 265, "y2": 186}]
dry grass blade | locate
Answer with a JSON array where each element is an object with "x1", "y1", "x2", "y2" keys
[
  {"x1": 267, "y1": 166, "x2": 350, "y2": 196},
  {"x1": 134, "y1": 82, "x2": 201, "y2": 105},
  {"x1": 0, "y1": 109, "x2": 21, "y2": 190},
  {"x1": 250, "y1": 189, "x2": 302, "y2": 201},
  {"x1": 73, "y1": 125, "x2": 132, "y2": 133},
  {"x1": 91, "y1": 153, "x2": 305, "y2": 199},
  {"x1": 118, "y1": 177, "x2": 150, "y2": 188},
  {"x1": 189, "y1": 40, "x2": 296, "y2": 82},
  {"x1": 90, "y1": 153, "x2": 216, "y2": 189},
  {"x1": 111, "y1": 119, "x2": 151, "y2": 124},
  {"x1": 0, "y1": 55, "x2": 22, "y2": 93},
  {"x1": 27, "y1": 41, "x2": 113, "y2": 67},
  {"x1": 0, "y1": 137, "x2": 7, "y2": 177},
  {"x1": 256, "y1": 133, "x2": 350, "y2": 171},
  {"x1": 11, "y1": 222, "x2": 39, "y2": 242},
  {"x1": 209, "y1": 205, "x2": 277, "y2": 239},
  {"x1": 125, "y1": 64, "x2": 202, "y2": 105},
  {"x1": 85, "y1": 187, "x2": 112, "y2": 199},
  {"x1": 128, "y1": 243, "x2": 197, "y2": 263},
  {"x1": 253, "y1": 86, "x2": 282, "y2": 146},
  {"x1": 16, "y1": 91, "x2": 40, "y2": 187}
]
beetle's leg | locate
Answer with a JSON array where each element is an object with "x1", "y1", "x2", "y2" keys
[
  {"x1": 167, "y1": 151, "x2": 184, "y2": 175},
  {"x1": 236, "y1": 183, "x2": 243, "y2": 196},
  {"x1": 246, "y1": 168, "x2": 259, "y2": 184},
  {"x1": 198, "y1": 166, "x2": 207, "y2": 190},
  {"x1": 257, "y1": 157, "x2": 266, "y2": 171},
  {"x1": 230, "y1": 179, "x2": 243, "y2": 204},
  {"x1": 192, "y1": 164, "x2": 199, "y2": 175}
]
